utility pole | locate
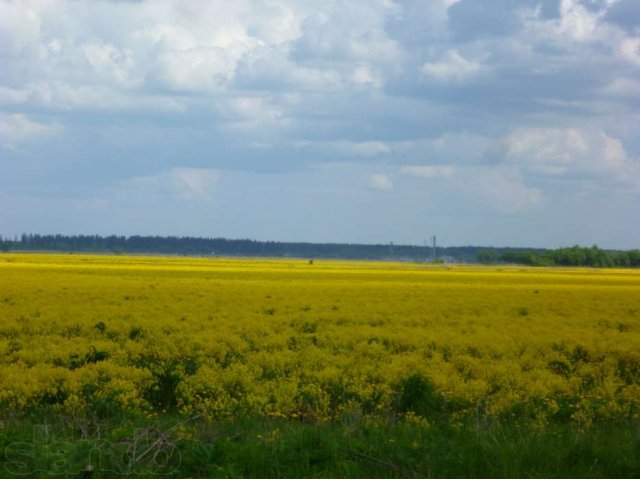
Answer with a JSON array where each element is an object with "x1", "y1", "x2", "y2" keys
[{"x1": 432, "y1": 235, "x2": 437, "y2": 262}]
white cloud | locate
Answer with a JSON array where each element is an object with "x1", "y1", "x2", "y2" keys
[
  {"x1": 136, "y1": 19, "x2": 265, "y2": 92},
  {"x1": 121, "y1": 168, "x2": 220, "y2": 201},
  {"x1": 1, "y1": 82, "x2": 185, "y2": 112},
  {"x1": 0, "y1": 0, "x2": 42, "y2": 56},
  {"x1": 157, "y1": 47, "x2": 237, "y2": 92},
  {"x1": 0, "y1": 113, "x2": 62, "y2": 149},
  {"x1": 83, "y1": 42, "x2": 139, "y2": 88},
  {"x1": 306, "y1": 140, "x2": 392, "y2": 157},
  {"x1": 524, "y1": 0, "x2": 638, "y2": 72},
  {"x1": 557, "y1": 0, "x2": 604, "y2": 42},
  {"x1": 392, "y1": 133, "x2": 491, "y2": 165},
  {"x1": 0, "y1": 86, "x2": 29, "y2": 105},
  {"x1": 217, "y1": 96, "x2": 291, "y2": 133},
  {"x1": 496, "y1": 127, "x2": 636, "y2": 182},
  {"x1": 351, "y1": 64, "x2": 384, "y2": 89},
  {"x1": 400, "y1": 162, "x2": 544, "y2": 214},
  {"x1": 170, "y1": 168, "x2": 220, "y2": 201},
  {"x1": 459, "y1": 167, "x2": 546, "y2": 214},
  {"x1": 619, "y1": 37, "x2": 640, "y2": 66},
  {"x1": 399, "y1": 165, "x2": 456, "y2": 178},
  {"x1": 343, "y1": 141, "x2": 392, "y2": 157},
  {"x1": 368, "y1": 173, "x2": 393, "y2": 191},
  {"x1": 235, "y1": 46, "x2": 344, "y2": 91},
  {"x1": 421, "y1": 49, "x2": 485, "y2": 82},
  {"x1": 601, "y1": 77, "x2": 640, "y2": 97},
  {"x1": 293, "y1": 6, "x2": 402, "y2": 65},
  {"x1": 131, "y1": 1, "x2": 397, "y2": 95}
]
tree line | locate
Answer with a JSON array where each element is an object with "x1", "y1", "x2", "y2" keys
[
  {"x1": 0, "y1": 234, "x2": 637, "y2": 267},
  {"x1": 477, "y1": 245, "x2": 640, "y2": 267},
  {"x1": 0, "y1": 233, "x2": 516, "y2": 262}
]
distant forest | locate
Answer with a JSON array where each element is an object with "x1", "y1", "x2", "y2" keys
[
  {"x1": 476, "y1": 245, "x2": 640, "y2": 268},
  {"x1": 0, "y1": 234, "x2": 638, "y2": 267}
]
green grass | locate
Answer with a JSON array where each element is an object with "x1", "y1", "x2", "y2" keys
[{"x1": 1, "y1": 410, "x2": 640, "y2": 478}]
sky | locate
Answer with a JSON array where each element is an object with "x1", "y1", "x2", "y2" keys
[{"x1": 1, "y1": 0, "x2": 639, "y2": 249}]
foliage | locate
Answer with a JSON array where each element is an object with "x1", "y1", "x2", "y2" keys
[
  {"x1": 0, "y1": 233, "x2": 542, "y2": 263},
  {"x1": 1, "y1": 412, "x2": 640, "y2": 478},
  {"x1": 480, "y1": 244, "x2": 640, "y2": 268}
]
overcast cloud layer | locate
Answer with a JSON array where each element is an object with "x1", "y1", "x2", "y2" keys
[{"x1": 1, "y1": 0, "x2": 639, "y2": 248}]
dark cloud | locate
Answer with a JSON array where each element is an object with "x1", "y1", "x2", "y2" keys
[
  {"x1": 448, "y1": 0, "x2": 524, "y2": 40},
  {"x1": 384, "y1": 0, "x2": 449, "y2": 47},
  {"x1": 448, "y1": 0, "x2": 559, "y2": 41},
  {"x1": 604, "y1": 0, "x2": 640, "y2": 33}
]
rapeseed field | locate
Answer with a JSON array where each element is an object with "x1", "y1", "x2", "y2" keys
[{"x1": 1, "y1": 253, "x2": 639, "y2": 428}]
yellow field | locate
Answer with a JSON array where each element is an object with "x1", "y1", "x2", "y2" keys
[{"x1": 1, "y1": 253, "x2": 640, "y2": 425}]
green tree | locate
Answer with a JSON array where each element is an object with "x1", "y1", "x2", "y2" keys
[{"x1": 477, "y1": 249, "x2": 500, "y2": 264}]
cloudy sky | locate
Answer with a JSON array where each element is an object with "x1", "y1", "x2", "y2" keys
[{"x1": 1, "y1": 0, "x2": 639, "y2": 248}]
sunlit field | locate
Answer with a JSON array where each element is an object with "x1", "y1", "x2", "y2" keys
[{"x1": 1, "y1": 253, "x2": 640, "y2": 477}]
